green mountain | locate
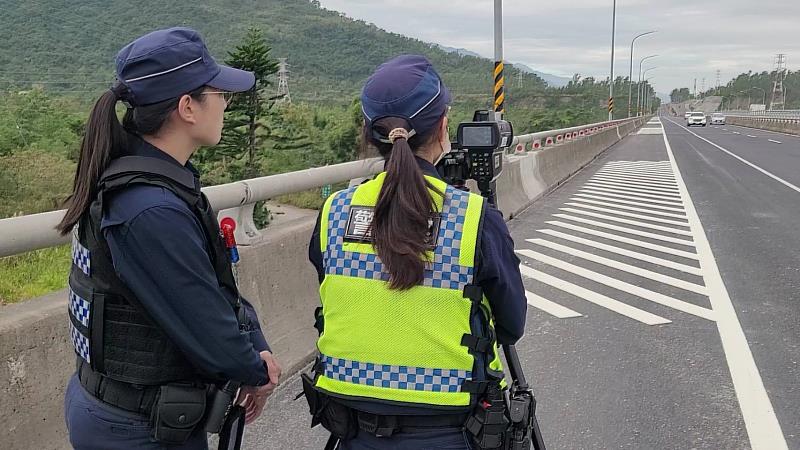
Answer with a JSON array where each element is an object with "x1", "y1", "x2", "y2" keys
[{"x1": 0, "y1": 0, "x2": 547, "y2": 105}]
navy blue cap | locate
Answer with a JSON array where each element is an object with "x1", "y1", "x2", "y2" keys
[
  {"x1": 114, "y1": 27, "x2": 255, "y2": 106},
  {"x1": 361, "y1": 55, "x2": 451, "y2": 141}
]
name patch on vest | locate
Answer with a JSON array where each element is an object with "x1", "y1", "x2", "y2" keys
[{"x1": 344, "y1": 206, "x2": 441, "y2": 248}]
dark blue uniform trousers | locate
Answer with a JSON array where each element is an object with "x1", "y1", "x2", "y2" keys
[
  {"x1": 338, "y1": 428, "x2": 473, "y2": 449},
  {"x1": 64, "y1": 374, "x2": 208, "y2": 450}
]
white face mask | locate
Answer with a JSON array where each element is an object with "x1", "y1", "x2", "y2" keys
[{"x1": 432, "y1": 125, "x2": 452, "y2": 166}]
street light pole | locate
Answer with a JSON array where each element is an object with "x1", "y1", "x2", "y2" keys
[
  {"x1": 637, "y1": 54, "x2": 658, "y2": 116},
  {"x1": 640, "y1": 66, "x2": 658, "y2": 114},
  {"x1": 751, "y1": 86, "x2": 766, "y2": 106},
  {"x1": 608, "y1": 0, "x2": 617, "y2": 121},
  {"x1": 628, "y1": 31, "x2": 656, "y2": 117}
]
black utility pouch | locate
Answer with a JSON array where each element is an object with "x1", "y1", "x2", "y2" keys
[
  {"x1": 301, "y1": 373, "x2": 357, "y2": 440},
  {"x1": 150, "y1": 384, "x2": 207, "y2": 445}
]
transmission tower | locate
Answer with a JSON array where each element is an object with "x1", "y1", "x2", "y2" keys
[
  {"x1": 276, "y1": 58, "x2": 292, "y2": 104},
  {"x1": 770, "y1": 54, "x2": 787, "y2": 110},
  {"x1": 715, "y1": 70, "x2": 721, "y2": 95},
  {"x1": 701, "y1": 78, "x2": 706, "y2": 97}
]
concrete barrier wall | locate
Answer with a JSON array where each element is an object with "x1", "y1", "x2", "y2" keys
[
  {"x1": 497, "y1": 121, "x2": 640, "y2": 219},
  {"x1": 726, "y1": 116, "x2": 800, "y2": 135},
  {"x1": 0, "y1": 119, "x2": 643, "y2": 450}
]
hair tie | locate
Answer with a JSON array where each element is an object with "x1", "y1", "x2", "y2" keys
[
  {"x1": 388, "y1": 128, "x2": 410, "y2": 143},
  {"x1": 110, "y1": 82, "x2": 128, "y2": 100}
]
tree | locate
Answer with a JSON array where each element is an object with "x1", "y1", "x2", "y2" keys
[
  {"x1": 213, "y1": 27, "x2": 280, "y2": 178},
  {"x1": 670, "y1": 88, "x2": 691, "y2": 103}
]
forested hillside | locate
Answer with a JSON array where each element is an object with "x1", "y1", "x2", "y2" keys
[{"x1": 671, "y1": 70, "x2": 800, "y2": 110}]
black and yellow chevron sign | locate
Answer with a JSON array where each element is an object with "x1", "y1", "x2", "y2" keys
[
  {"x1": 608, "y1": 97, "x2": 614, "y2": 112},
  {"x1": 494, "y1": 61, "x2": 505, "y2": 113}
]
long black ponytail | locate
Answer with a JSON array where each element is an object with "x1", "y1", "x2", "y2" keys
[
  {"x1": 366, "y1": 116, "x2": 446, "y2": 290},
  {"x1": 56, "y1": 86, "x2": 207, "y2": 235}
]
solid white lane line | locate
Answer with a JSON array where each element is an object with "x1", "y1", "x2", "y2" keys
[
  {"x1": 662, "y1": 127, "x2": 788, "y2": 450},
  {"x1": 553, "y1": 214, "x2": 696, "y2": 246},
  {"x1": 585, "y1": 179, "x2": 681, "y2": 195},
  {"x1": 517, "y1": 249, "x2": 715, "y2": 321},
  {"x1": 527, "y1": 239, "x2": 708, "y2": 295},
  {"x1": 578, "y1": 186, "x2": 683, "y2": 204},
  {"x1": 559, "y1": 208, "x2": 692, "y2": 235},
  {"x1": 768, "y1": 139, "x2": 782, "y2": 144},
  {"x1": 518, "y1": 265, "x2": 671, "y2": 325},
  {"x1": 747, "y1": 135, "x2": 758, "y2": 138},
  {"x1": 546, "y1": 221, "x2": 700, "y2": 259},
  {"x1": 579, "y1": 189, "x2": 685, "y2": 207},
  {"x1": 590, "y1": 174, "x2": 679, "y2": 188},
  {"x1": 525, "y1": 291, "x2": 583, "y2": 319},
  {"x1": 564, "y1": 203, "x2": 689, "y2": 227},
  {"x1": 567, "y1": 198, "x2": 688, "y2": 219},
  {"x1": 533, "y1": 230, "x2": 702, "y2": 275},
  {"x1": 669, "y1": 118, "x2": 800, "y2": 194}
]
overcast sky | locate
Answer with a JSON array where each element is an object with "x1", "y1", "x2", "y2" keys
[{"x1": 319, "y1": 0, "x2": 799, "y2": 94}]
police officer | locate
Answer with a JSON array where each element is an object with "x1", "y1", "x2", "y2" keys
[
  {"x1": 305, "y1": 55, "x2": 527, "y2": 449},
  {"x1": 56, "y1": 27, "x2": 281, "y2": 449}
]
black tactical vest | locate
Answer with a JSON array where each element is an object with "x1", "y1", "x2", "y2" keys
[{"x1": 67, "y1": 156, "x2": 244, "y2": 386}]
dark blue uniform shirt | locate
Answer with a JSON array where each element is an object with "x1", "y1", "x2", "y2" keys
[
  {"x1": 307, "y1": 157, "x2": 527, "y2": 415},
  {"x1": 101, "y1": 137, "x2": 269, "y2": 387}
]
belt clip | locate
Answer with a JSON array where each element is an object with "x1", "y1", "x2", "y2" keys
[{"x1": 358, "y1": 414, "x2": 395, "y2": 438}]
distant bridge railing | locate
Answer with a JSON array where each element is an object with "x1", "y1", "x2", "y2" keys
[
  {"x1": 0, "y1": 116, "x2": 644, "y2": 258},
  {"x1": 720, "y1": 110, "x2": 800, "y2": 120}
]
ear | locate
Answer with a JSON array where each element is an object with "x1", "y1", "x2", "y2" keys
[
  {"x1": 175, "y1": 94, "x2": 199, "y2": 125},
  {"x1": 439, "y1": 115, "x2": 449, "y2": 141}
]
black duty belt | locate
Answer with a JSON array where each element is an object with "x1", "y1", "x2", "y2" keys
[
  {"x1": 355, "y1": 410, "x2": 469, "y2": 437},
  {"x1": 77, "y1": 360, "x2": 161, "y2": 417}
]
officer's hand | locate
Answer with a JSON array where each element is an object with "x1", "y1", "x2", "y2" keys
[
  {"x1": 236, "y1": 385, "x2": 270, "y2": 425},
  {"x1": 260, "y1": 350, "x2": 282, "y2": 395}
]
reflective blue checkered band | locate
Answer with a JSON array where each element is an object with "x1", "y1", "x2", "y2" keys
[
  {"x1": 68, "y1": 288, "x2": 91, "y2": 328},
  {"x1": 68, "y1": 321, "x2": 91, "y2": 364},
  {"x1": 321, "y1": 355, "x2": 469, "y2": 393},
  {"x1": 71, "y1": 228, "x2": 91, "y2": 276},
  {"x1": 324, "y1": 185, "x2": 474, "y2": 290}
]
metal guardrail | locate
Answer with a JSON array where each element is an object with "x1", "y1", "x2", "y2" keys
[
  {"x1": 720, "y1": 110, "x2": 800, "y2": 119},
  {"x1": 0, "y1": 117, "x2": 645, "y2": 258}
]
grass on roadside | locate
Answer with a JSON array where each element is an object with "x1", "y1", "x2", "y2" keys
[{"x1": 0, "y1": 245, "x2": 70, "y2": 305}]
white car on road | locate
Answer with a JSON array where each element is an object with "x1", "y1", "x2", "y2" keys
[
  {"x1": 686, "y1": 112, "x2": 707, "y2": 127},
  {"x1": 710, "y1": 113, "x2": 726, "y2": 125}
]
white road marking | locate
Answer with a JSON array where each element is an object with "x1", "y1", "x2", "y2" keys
[
  {"x1": 596, "y1": 169, "x2": 676, "y2": 180},
  {"x1": 768, "y1": 139, "x2": 782, "y2": 144},
  {"x1": 747, "y1": 134, "x2": 758, "y2": 138},
  {"x1": 533, "y1": 230, "x2": 702, "y2": 275},
  {"x1": 662, "y1": 126, "x2": 788, "y2": 449},
  {"x1": 573, "y1": 193, "x2": 685, "y2": 212},
  {"x1": 545, "y1": 221, "x2": 700, "y2": 260},
  {"x1": 589, "y1": 174, "x2": 679, "y2": 188},
  {"x1": 525, "y1": 290, "x2": 583, "y2": 318},
  {"x1": 552, "y1": 214, "x2": 696, "y2": 246},
  {"x1": 564, "y1": 203, "x2": 689, "y2": 227},
  {"x1": 667, "y1": 118, "x2": 800, "y2": 194},
  {"x1": 566, "y1": 197, "x2": 688, "y2": 219},
  {"x1": 517, "y1": 249, "x2": 715, "y2": 321},
  {"x1": 728, "y1": 123, "x2": 800, "y2": 139},
  {"x1": 578, "y1": 186, "x2": 683, "y2": 204},
  {"x1": 600, "y1": 166, "x2": 674, "y2": 174},
  {"x1": 527, "y1": 239, "x2": 708, "y2": 295},
  {"x1": 579, "y1": 189, "x2": 685, "y2": 207},
  {"x1": 584, "y1": 179, "x2": 681, "y2": 195},
  {"x1": 559, "y1": 208, "x2": 692, "y2": 235},
  {"x1": 733, "y1": 131, "x2": 741, "y2": 135},
  {"x1": 519, "y1": 265, "x2": 671, "y2": 325},
  {"x1": 605, "y1": 161, "x2": 670, "y2": 167}
]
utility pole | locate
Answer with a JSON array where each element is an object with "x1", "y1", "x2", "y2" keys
[
  {"x1": 608, "y1": 0, "x2": 617, "y2": 121},
  {"x1": 771, "y1": 53, "x2": 787, "y2": 110},
  {"x1": 693, "y1": 78, "x2": 697, "y2": 99},
  {"x1": 493, "y1": 0, "x2": 505, "y2": 115},
  {"x1": 276, "y1": 58, "x2": 292, "y2": 104}
]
